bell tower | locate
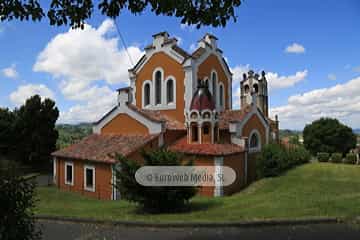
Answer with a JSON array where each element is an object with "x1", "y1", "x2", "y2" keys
[{"x1": 240, "y1": 70, "x2": 268, "y2": 117}]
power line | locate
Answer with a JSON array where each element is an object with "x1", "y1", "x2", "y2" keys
[{"x1": 113, "y1": 18, "x2": 134, "y2": 66}]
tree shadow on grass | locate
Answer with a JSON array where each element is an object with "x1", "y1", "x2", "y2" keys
[{"x1": 132, "y1": 199, "x2": 223, "y2": 215}]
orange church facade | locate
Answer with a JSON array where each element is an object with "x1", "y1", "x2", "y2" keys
[{"x1": 52, "y1": 32, "x2": 279, "y2": 200}]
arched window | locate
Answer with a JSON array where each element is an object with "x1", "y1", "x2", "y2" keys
[
  {"x1": 219, "y1": 84, "x2": 224, "y2": 107},
  {"x1": 191, "y1": 124, "x2": 198, "y2": 142},
  {"x1": 144, "y1": 83, "x2": 151, "y2": 106},
  {"x1": 249, "y1": 131, "x2": 261, "y2": 151},
  {"x1": 253, "y1": 83, "x2": 259, "y2": 93},
  {"x1": 212, "y1": 72, "x2": 217, "y2": 105},
  {"x1": 166, "y1": 79, "x2": 174, "y2": 104},
  {"x1": 244, "y1": 85, "x2": 250, "y2": 94},
  {"x1": 155, "y1": 71, "x2": 162, "y2": 105}
]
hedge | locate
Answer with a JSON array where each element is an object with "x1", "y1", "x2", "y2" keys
[
  {"x1": 344, "y1": 153, "x2": 357, "y2": 164},
  {"x1": 256, "y1": 144, "x2": 311, "y2": 178},
  {"x1": 330, "y1": 153, "x2": 342, "y2": 163},
  {"x1": 317, "y1": 152, "x2": 330, "y2": 162}
]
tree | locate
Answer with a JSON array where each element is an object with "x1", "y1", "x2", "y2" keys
[
  {"x1": 0, "y1": 108, "x2": 16, "y2": 154},
  {"x1": 115, "y1": 149, "x2": 197, "y2": 213},
  {"x1": 14, "y1": 95, "x2": 59, "y2": 169},
  {"x1": 0, "y1": 162, "x2": 41, "y2": 240},
  {"x1": 303, "y1": 118, "x2": 356, "y2": 155},
  {"x1": 0, "y1": 0, "x2": 242, "y2": 29}
]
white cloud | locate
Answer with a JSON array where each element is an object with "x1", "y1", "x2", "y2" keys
[
  {"x1": 10, "y1": 84, "x2": 55, "y2": 106},
  {"x1": 285, "y1": 43, "x2": 305, "y2": 54},
  {"x1": 271, "y1": 76, "x2": 360, "y2": 129},
  {"x1": 34, "y1": 19, "x2": 143, "y2": 123},
  {"x1": 58, "y1": 86, "x2": 117, "y2": 123},
  {"x1": 266, "y1": 70, "x2": 308, "y2": 91},
  {"x1": 2, "y1": 64, "x2": 18, "y2": 79},
  {"x1": 328, "y1": 73, "x2": 337, "y2": 81},
  {"x1": 34, "y1": 19, "x2": 143, "y2": 100}
]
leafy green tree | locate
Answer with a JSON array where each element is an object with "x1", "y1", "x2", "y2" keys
[
  {"x1": 115, "y1": 149, "x2": 197, "y2": 213},
  {"x1": 0, "y1": 0, "x2": 242, "y2": 29},
  {"x1": 0, "y1": 108, "x2": 16, "y2": 154},
  {"x1": 14, "y1": 95, "x2": 59, "y2": 169},
  {"x1": 303, "y1": 118, "x2": 356, "y2": 155},
  {"x1": 0, "y1": 162, "x2": 41, "y2": 240}
]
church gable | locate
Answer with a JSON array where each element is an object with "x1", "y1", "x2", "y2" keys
[
  {"x1": 134, "y1": 51, "x2": 185, "y2": 122},
  {"x1": 101, "y1": 113, "x2": 149, "y2": 135}
]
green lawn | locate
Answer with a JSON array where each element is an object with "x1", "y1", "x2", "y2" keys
[{"x1": 36, "y1": 162, "x2": 360, "y2": 222}]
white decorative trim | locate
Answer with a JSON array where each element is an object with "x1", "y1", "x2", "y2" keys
[
  {"x1": 93, "y1": 104, "x2": 163, "y2": 134},
  {"x1": 53, "y1": 157, "x2": 57, "y2": 185},
  {"x1": 84, "y1": 165, "x2": 95, "y2": 192},
  {"x1": 142, "y1": 80, "x2": 152, "y2": 108},
  {"x1": 214, "y1": 157, "x2": 224, "y2": 197},
  {"x1": 64, "y1": 161, "x2": 74, "y2": 186},
  {"x1": 248, "y1": 129, "x2": 261, "y2": 153}
]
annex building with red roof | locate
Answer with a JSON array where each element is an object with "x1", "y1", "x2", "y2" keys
[{"x1": 52, "y1": 32, "x2": 280, "y2": 200}]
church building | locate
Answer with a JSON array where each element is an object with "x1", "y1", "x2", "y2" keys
[{"x1": 52, "y1": 32, "x2": 279, "y2": 200}]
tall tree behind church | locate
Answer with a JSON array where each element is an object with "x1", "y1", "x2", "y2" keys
[{"x1": 14, "y1": 95, "x2": 59, "y2": 169}]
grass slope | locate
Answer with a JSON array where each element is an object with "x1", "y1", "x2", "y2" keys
[{"x1": 36, "y1": 163, "x2": 360, "y2": 222}]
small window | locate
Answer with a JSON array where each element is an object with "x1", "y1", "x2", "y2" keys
[
  {"x1": 203, "y1": 126, "x2": 209, "y2": 135},
  {"x1": 155, "y1": 71, "x2": 162, "y2": 105},
  {"x1": 191, "y1": 125, "x2": 198, "y2": 142},
  {"x1": 219, "y1": 84, "x2": 224, "y2": 107},
  {"x1": 65, "y1": 162, "x2": 73, "y2": 185},
  {"x1": 84, "y1": 166, "x2": 95, "y2": 192},
  {"x1": 144, "y1": 83, "x2": 151, "y2": 106},
  {"x1": 166, "y1": 79, "x2": 174, "y2": 104}
]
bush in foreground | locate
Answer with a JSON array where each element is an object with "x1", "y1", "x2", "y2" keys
[
  {"x1": 256, "y1": 144, "x2": 311, "y2": 178},
  {"x1": 115, "y1": 149, "x2": 197, "y2": 213},
  {"x1": 330, "y1": 153, "x2": 343, "y2": 163},
  {"x1": 0, "y1": 163, "x2": 40, "y2": 240},
  {"x1": 344, "y1": 153, "x2": 357, "y2": 164},
  {"x1": 317, "y1": 152, "x2": 330, "y2": 162}
]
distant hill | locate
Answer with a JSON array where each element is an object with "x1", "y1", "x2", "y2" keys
[
  {"x1": 56, "y1": 123, "x2": 93, "y2": 149},
  {"x1": 353, "y1": 129, "x2": 360, "y2": 135}
]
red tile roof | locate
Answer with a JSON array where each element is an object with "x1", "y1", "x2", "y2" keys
[
  {"x1": 169, "y1": 137, "x2": 245, "y2": 156},
  {"x1": 52, "y1": 134, "x2": 158, "y2": 163},
  {"x1": 218, "y1": 105, "x2": 252, "y2": 129},
  {"x1": 127, "y1": 104, "x2": 185, "y2": 130}
]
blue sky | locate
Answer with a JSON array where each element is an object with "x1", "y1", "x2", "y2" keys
[{"x1": 1, "y1": 0, "x2": 360, "y2": 129}]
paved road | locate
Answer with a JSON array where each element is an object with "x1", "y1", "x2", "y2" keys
[{"x1": 37, "y1": 220, "x2": 360, "y2": 240}]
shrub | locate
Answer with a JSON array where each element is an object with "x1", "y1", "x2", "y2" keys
[
  {"x1": 0, "y1": 162, "x2": 41, "y2": 240},
  {"x1": 317, "y1": 152, "x2": 330, "y2": 162},
  {"x1": 289, "y1": 146, "x2": 311, "y2": 165},
  {"x1": 256, "y1": 144, "x2": 310, "y2": 178},
  {"x1": 344, "y1": 153, "x2": 357, "y2": 164},
  {"x1": 330, "y1": 153, "x2": 342, "y2": 163},
  {"x1": 115, "y1": 149, "x2": 197, "y2": 213},
  {"x1": 256, "y1": 144, "x2": 286, "y2": 178}
]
